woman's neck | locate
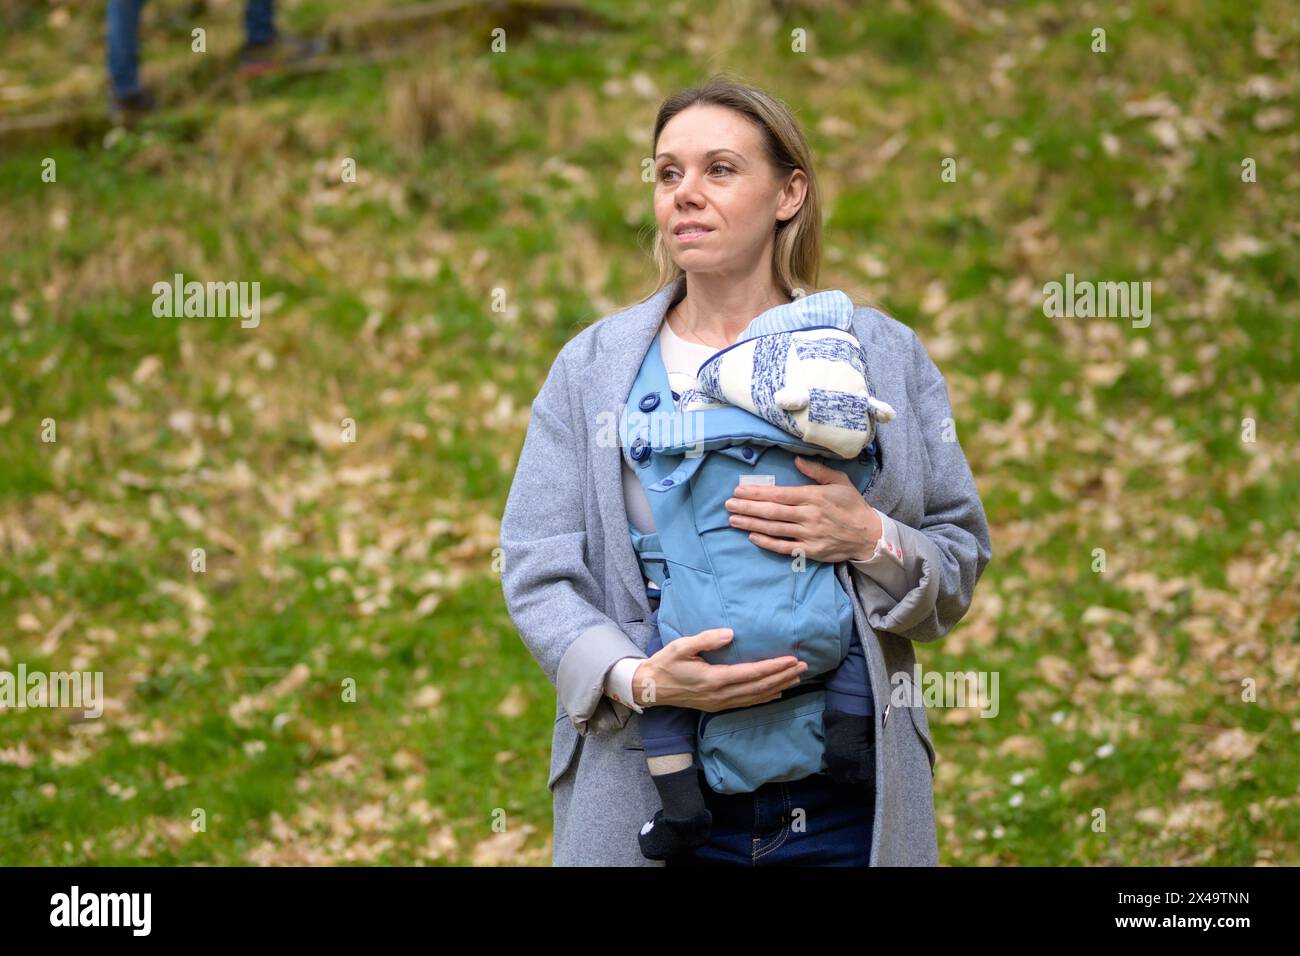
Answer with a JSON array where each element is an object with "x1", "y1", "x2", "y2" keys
[{"x1": 667, "y1": 272, "x2": 793, "y2": 349}]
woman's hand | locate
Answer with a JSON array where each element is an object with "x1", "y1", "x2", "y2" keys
[
  {"x1": 631, "y1": 629, "x2": 808, "y2": 712},
  {"x1": 724, "y1": 455, "x2": 881, "y2": 562}
]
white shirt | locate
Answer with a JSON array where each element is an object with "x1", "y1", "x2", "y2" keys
[{"x1": 607, "y1": 317, "x2": 915, "y2": 713}]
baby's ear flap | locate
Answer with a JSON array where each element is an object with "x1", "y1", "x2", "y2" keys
[
  {"x1": 774, "y1": 386, "x2": 810, "y2": 412},
  {"x1": 868, "y1": 396, "x2": 896, "y2": 423}
]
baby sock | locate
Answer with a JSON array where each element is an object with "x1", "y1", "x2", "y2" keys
[
  {"x1": 822, "y1": 707, "x2": 875, "y2": 788},
  {"x1": 638, "y1": 757, "x2": 712, "y2": 860}
]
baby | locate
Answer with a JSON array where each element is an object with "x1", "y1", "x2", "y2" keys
[{"x1": 634, "y1": 291, "x2": 894, "y2": 861}]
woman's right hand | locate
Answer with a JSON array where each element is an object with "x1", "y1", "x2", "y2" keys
[{"x1": 631, "y1": 628, "x2": 809, "y2": 712}]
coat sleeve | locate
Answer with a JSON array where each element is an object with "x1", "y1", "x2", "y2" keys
[
  {"x1": 851, "y1": 329, "x2": 993, "y2": 642},
  {"x1": 499, "y1": 350, "x2": 647, "y2": 736}
]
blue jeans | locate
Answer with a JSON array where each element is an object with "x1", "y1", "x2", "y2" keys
[
  {"x1": 107, "y1": 0, "x2": 277, "y2": 96},
  {"x1": 665, "y1": 765, "x2": 874, "y2": 866}
]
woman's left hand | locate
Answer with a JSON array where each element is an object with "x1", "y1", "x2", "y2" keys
[{"x1": 725, "y1": 455, "x2": 881, "y2": 563}]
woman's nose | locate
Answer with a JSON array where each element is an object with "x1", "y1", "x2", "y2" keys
[{"x1": 675, "y1": 173, "x2": 705, "y2": 205}]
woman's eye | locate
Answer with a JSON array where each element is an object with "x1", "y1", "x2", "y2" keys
[{"x1": 658, "y1": 163, "x2": 733, "y2": 183}]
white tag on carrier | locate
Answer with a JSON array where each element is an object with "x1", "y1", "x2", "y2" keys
[{"x1": 738, "y1": 474, "x2": 776, "y2": 486}]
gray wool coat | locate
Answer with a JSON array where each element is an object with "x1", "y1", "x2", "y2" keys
[{"x1": 499, "y1": 274, "x2": 992, "y2": 866}]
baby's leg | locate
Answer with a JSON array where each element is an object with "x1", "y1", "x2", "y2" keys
[
  {"x1": 637, "y1": 607, "x2": 712, "y2": 860},
  {"x1": 639, "y1": 611, "x2": 700, "y2": 763},
  {"x1": 822, "y1": 621, "x2": 876, "y2": 788}
]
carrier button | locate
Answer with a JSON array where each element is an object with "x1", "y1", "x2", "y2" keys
[
  {"x1": 630, "y1": 438, "x2": 650, "y2": 462},
  {"x1": 662, "y1": 477, "x2": 674, "y2": 486},
  {"x1": 639, "y1": 392, "x2": 660, "y2": 412},
  {"x1": 741, "y1": 446, "x2": 754, "y2": 460}
]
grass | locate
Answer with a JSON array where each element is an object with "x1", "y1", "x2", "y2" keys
[{"x1": 0, "y1": 0, "x2": 1297, "y2": 865}]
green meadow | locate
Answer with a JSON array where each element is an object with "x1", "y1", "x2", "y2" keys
[{"x1": 0, "y1": 0, "x2": 1296, "y2": 865}]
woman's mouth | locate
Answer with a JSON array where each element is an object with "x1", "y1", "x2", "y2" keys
[{"x1": 674, "y1": 227, "x2": 713, "y2": 242}]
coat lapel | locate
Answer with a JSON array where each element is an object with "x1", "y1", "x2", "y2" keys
[
  {"x1": 851, "y1": 308, "x2": 909, "y2": 521},
  {"x1": 585, "y1": 276, "x2": 686, "y2": 618}
]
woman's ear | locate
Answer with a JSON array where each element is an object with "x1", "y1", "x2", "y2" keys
[{"x1": 776, "y1": 167, "x2": 809, "y2": 222}]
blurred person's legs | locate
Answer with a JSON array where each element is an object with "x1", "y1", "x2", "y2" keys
[
  {"x1": 237, "y1": 0, "x2": 277, "y2": 75},
  {"x1": 108, "y1": 0, "x2": 310, "y2": 105},
  {"x1": 245, "y1": 0, "x2": 277, "y2": 47},
  {"x1": 239, "y1": 0, "x2": 326, "y2": 77},
  {"x1": 106, "y1": 0, "x2": 152, "y2": 107}
]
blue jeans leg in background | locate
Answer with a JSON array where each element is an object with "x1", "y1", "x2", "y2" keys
[
  {"x1": 108, "y1": 0, "x2": 279, "y2": 98},
  {"x1": 106, "y1": 0, "x2": 148, "y2": 98},
  {"x1": 245, "y1": 0, "x2": 277, "y2": 47}
]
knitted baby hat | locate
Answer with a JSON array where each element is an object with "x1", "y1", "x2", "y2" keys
[{"x1": 679, "y1": 289, "x2": 895, "y2": 459}]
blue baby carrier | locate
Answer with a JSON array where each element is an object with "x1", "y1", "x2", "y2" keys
[{"x1": 621, "y1": 293, "x2": 883, "y2": 794}]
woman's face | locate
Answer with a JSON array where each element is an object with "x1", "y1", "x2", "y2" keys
[{"x1": 653, "y1": 104, "x2": 806, "y2": 275}]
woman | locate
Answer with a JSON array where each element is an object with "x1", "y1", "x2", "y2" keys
[{"x1": 500, "y1": 77, "x2": 992, "y2": 866}]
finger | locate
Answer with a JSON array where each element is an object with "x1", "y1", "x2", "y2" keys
[
  {"x1": 731, "y1": 512, "x2": 807, "y2": 538},
  {"x1": 712, "y1": 657, "x2": 805, "y2": 683},
  {"x1": 745, "y1": 530, "x2": 805, "y2": 555},
  {"x1": 732, "y1": 483, "x2": 801, "y2": 506},
  {"x1": 728, "y1": 494, "x2": 805, "y2": 520},
  {"x1": 753, "y1": 666, "x2": 805, "y2": 696},
  {"x1": 721, "y1": 670, "x2": 802, "y2": 709},
  {"x1": 795, "y1": 455, "x2": 846, "y2": 485},
  {"x1": 713, "y1": 667, "x2": 806, "y2": 706},
  {"x1": 671, "y1": 628, "x2": 735, "y2": 656}
]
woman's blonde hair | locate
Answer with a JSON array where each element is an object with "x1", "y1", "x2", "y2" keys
[{"x1": 637, "y1": 73, "x2": 829, "y2": 305}]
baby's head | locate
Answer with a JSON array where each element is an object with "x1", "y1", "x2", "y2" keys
[{"x1": 687, "y1": 291, "x2": 895, "y2": 458}]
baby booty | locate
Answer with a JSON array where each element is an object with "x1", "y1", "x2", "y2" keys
[
  {"x1": 638, "y1": 765, "x2": 712, "y2": 860},
  {"x1": 823, "y1": 708, "x2": 875, "y2": 788}
]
